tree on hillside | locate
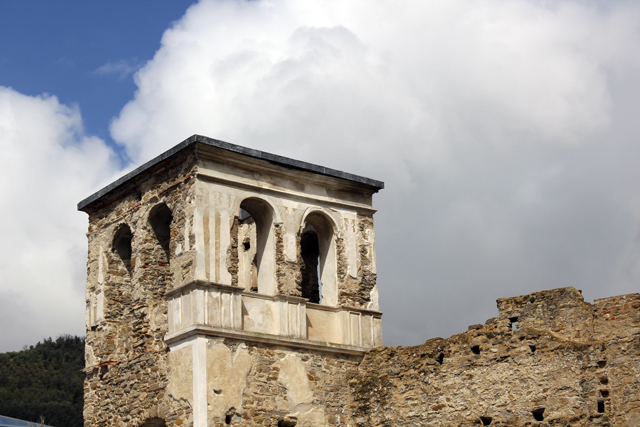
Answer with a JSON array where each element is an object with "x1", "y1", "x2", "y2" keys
[{"x1": 0, "y1": 335, "x2": 84, "y2": 427}]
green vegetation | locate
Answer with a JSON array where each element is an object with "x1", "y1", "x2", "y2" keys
[{"x1": 0, "y1": 335, "x2": 84, "y2": 427}]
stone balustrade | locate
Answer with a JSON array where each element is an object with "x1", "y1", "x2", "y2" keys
[
  {"x1": 166, "y1": 281, "x2": 244, "y2": 334},
  {"x1": 165, "y1": 280, "x2": 382, "y2": 353}
]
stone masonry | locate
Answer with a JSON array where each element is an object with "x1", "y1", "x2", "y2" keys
[
  {"x1": 79, "y1": 135, "x2": 639, "y2": 427},
  {"x1": 79, "y1": 136, "x2": 383, "y2": 427},
  {"x1": 351, "y1": 287, "x2": 640, "y2": 426}
]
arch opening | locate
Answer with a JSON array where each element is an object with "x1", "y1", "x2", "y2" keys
[
  {"x1": 112, "y1": 224, "x2": 133, "y2": 274},
  {"x1": 238, "y1": 198, "x2": 276, "y2": 295},
  {"x1": 300, "y1": 211, "x2": 337, "y2": 306},
  {"x1": 300, "y1": 228, "x2": 320, "y2": 303},
  {"x1": 149, "y1": 203, "x2": 173, "y2": 258}
]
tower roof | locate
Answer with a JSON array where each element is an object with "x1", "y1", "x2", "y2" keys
[{"x1": 77, "y1": 134, "x2": 384, "y2": 211}]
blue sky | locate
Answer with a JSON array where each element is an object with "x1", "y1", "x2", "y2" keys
[
  {"x1": 0, "y1": 1, "x2": 194, "y2": 151},
  {"x1": 2, "y1": 0, "x2": 640, "y2": 353}
]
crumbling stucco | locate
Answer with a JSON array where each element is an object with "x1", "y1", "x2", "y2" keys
[{"x1": 205, "y1": 341, "x2": 252, "y2": 422}]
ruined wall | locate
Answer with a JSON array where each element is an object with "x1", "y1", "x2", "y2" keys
[
  {"x1": 350, "y1": 287, "x2": 640, "y2": 426},
  {"x1": 83, "y1": 147, "x2": 198, "y2": 427},
  {"x1": 337, "y1": 214, "x2": 377, "y2": 308},
  {"x1": 167, "y1": 338, "x2": 362, "y2": 427},
  {"x1": 78, "y1": 138, "x2": 640, "y2": 427}
]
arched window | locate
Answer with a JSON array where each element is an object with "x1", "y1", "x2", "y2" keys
[
  {"x1": 112, "y1": 224, "x2": 133, "y2": 274},
  {"x1": 300, "y1": 212, "x2": 337, "y2": 306},
  {"x1": 148, "y1": 203, "x2": 173, "y2": 259},
  {"x1": 238, "y1": 198, "x2": 276, "y2": 295},
  {"x1": 300, "y1": 227, "x2": 320, "y2": 303}
]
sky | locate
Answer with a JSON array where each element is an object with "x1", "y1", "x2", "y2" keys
[{"x1": 1, "y1": 0, "x2": 640, "y2": 352}]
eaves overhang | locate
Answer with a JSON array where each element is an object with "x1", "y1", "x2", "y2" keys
[{"x1": 77, "y1": 134, "x2": 385, "y2": 211}]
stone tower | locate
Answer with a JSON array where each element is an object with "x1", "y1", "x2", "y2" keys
[{"x1": 78, "y1": 135, "x2": 384, "y2": 427}]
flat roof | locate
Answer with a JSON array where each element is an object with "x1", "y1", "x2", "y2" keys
[{"x1": 78, "y1": 135, "x2": 385, "y2": 211}]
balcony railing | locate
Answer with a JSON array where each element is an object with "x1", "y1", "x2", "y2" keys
[{"x1": 165, "y1": 280, "x2": 382, "y2": 353}]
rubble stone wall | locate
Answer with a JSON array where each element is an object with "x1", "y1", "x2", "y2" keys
[
  {"x1": 83, "y1": 147, "x2": 198, "y2": 427},
  {"x1": 81, "y1": 143, "x2": 382, "y2": 427},
  {"x1": 350, "y1": 287, "x2": 640, "y2": 427}
]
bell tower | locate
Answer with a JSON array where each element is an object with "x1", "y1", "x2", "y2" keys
[{"x1": 79, "y1": 135, "x2": 383, "y2": 427}]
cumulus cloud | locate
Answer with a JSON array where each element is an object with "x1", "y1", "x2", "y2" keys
[
  {"x1": 4, "y1": 0, "x2": 640, "y2": 351},
  {"x1": 0, "y1": 87, "x2": 118, "y2": 351},
  {"x1": 107, "y1": 0, "x2": 640, "y2": 345}
]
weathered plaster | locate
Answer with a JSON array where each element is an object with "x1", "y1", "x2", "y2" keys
[{"x1": 206, "y1": 340, "x2": 253, "y2": 421}]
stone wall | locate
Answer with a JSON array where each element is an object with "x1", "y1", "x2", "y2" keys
[
  {"x1": 80, "y1": 140, "x2": 383, "y2": 427},
  {"x1": 350, "y1": 287, "x2": 640, "y2": 426},
  {"x1": 83, "y1": 147, "x2": 198, "y2": 427},
  {"x1": 166, "y1": 338, "x2": 361, "y2": 427}
]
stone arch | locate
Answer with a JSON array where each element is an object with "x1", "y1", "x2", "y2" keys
[
  {"x1": 300, "y1": 208, "x2": 339, "y2": 306},
  {"x1": 237, "y1": 197, "x2": 277, "y2": 295},
  {"x1": 231, "y1": 194, "x2": 282, "y2": 225},
  {"x1": 112, "y1": 223, "x2": 133, "y2": 275}
]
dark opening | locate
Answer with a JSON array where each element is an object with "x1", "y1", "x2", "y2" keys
[
  {"x1": 532, "y1": 408, "x2": 545, "y2": 421},
  {"x1": 600, "y1": 389, "x2": 609, "y2": 398},
  {"x1": 300, "y1": 212, "x2": 335, "y2": 305},
  {"x1": 225, "y1": 407, "x2": 236, "y2": 424},
  {"x1": 98, "y1": 365, "x2": 108, "y2": 380},
  {"x1": 243, "y1": 239, "x2": 251, "y2": 251},
  {"x1": 149, "y1": 203, "x2": 173, "y2": 256},
  {"x1": 480, "y1": 416, "x2": 493, "y2": 425},
  {"x1": 471, "y1": 345, "x2": 480, "y2": 355},
  {"x1": 600, "y1": 377, "x2": 609, "y2": 385},
  {"x1": 113, "y1": 225, "x2": 133, "y2": 274},
  {"x1": 140, "y1": 418, "x2": 167, "y2": 427},
  {"x1": 597, "y1": 400, "x2": 605, "y2": 413},
  {"x1": 300, "y1": 231, "x2": 320, "y2": 303},
  {"x1": 510, "y1": 317, "x2": 519, "y2": 331},
  {"x1": 529, "y1": 344, "x2": 536, "y2": 353},
  {"x1": 436, "y1": 353, "x2": 444, "y2": 365},
  {"x1": 597, "y1": 360, "x2": 607, "y2": 368},
  {"x1": 278, "y1": 418, "x2": 297, "y2": 427}
]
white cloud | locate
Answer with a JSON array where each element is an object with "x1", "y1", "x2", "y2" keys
[
  {"x1": 0, "y1": 87, "x2": 118, "y2": 351},
  {"x1": 3, "y1": 0, "x2": 640, "y2": 351},
  {"x1": 94, "y1": 58, "x2": 143, "y2": 80},
  {"x1": 109, "y1": 0, "x2": 640, "y2": 345}
]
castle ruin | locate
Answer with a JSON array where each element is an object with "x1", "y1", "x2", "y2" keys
[{"x1": 79, "y1": 135, "x2": 640, "y2": 426}]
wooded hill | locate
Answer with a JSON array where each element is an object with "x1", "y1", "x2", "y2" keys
[{"x1": 0, "y1": 335, "x2": 84, "y2": 427}]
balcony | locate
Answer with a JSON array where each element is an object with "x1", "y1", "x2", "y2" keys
[{"x1": 165, "y1": 280, "x2": 382, "y2": 355}]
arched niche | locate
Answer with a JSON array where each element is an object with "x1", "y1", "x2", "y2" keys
[
  {"x1": 148, "y1": 203, "x2": 173, "y2": 259},
  {"x1": 112, "y1": 224, "x2": 133, "y2": 275},
  {"x1": 238, "y1": 197, "x2": 276, "y2": 296},
  {"x1": 300, "y1": 210, "x2": 338, "y2": 306}
]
